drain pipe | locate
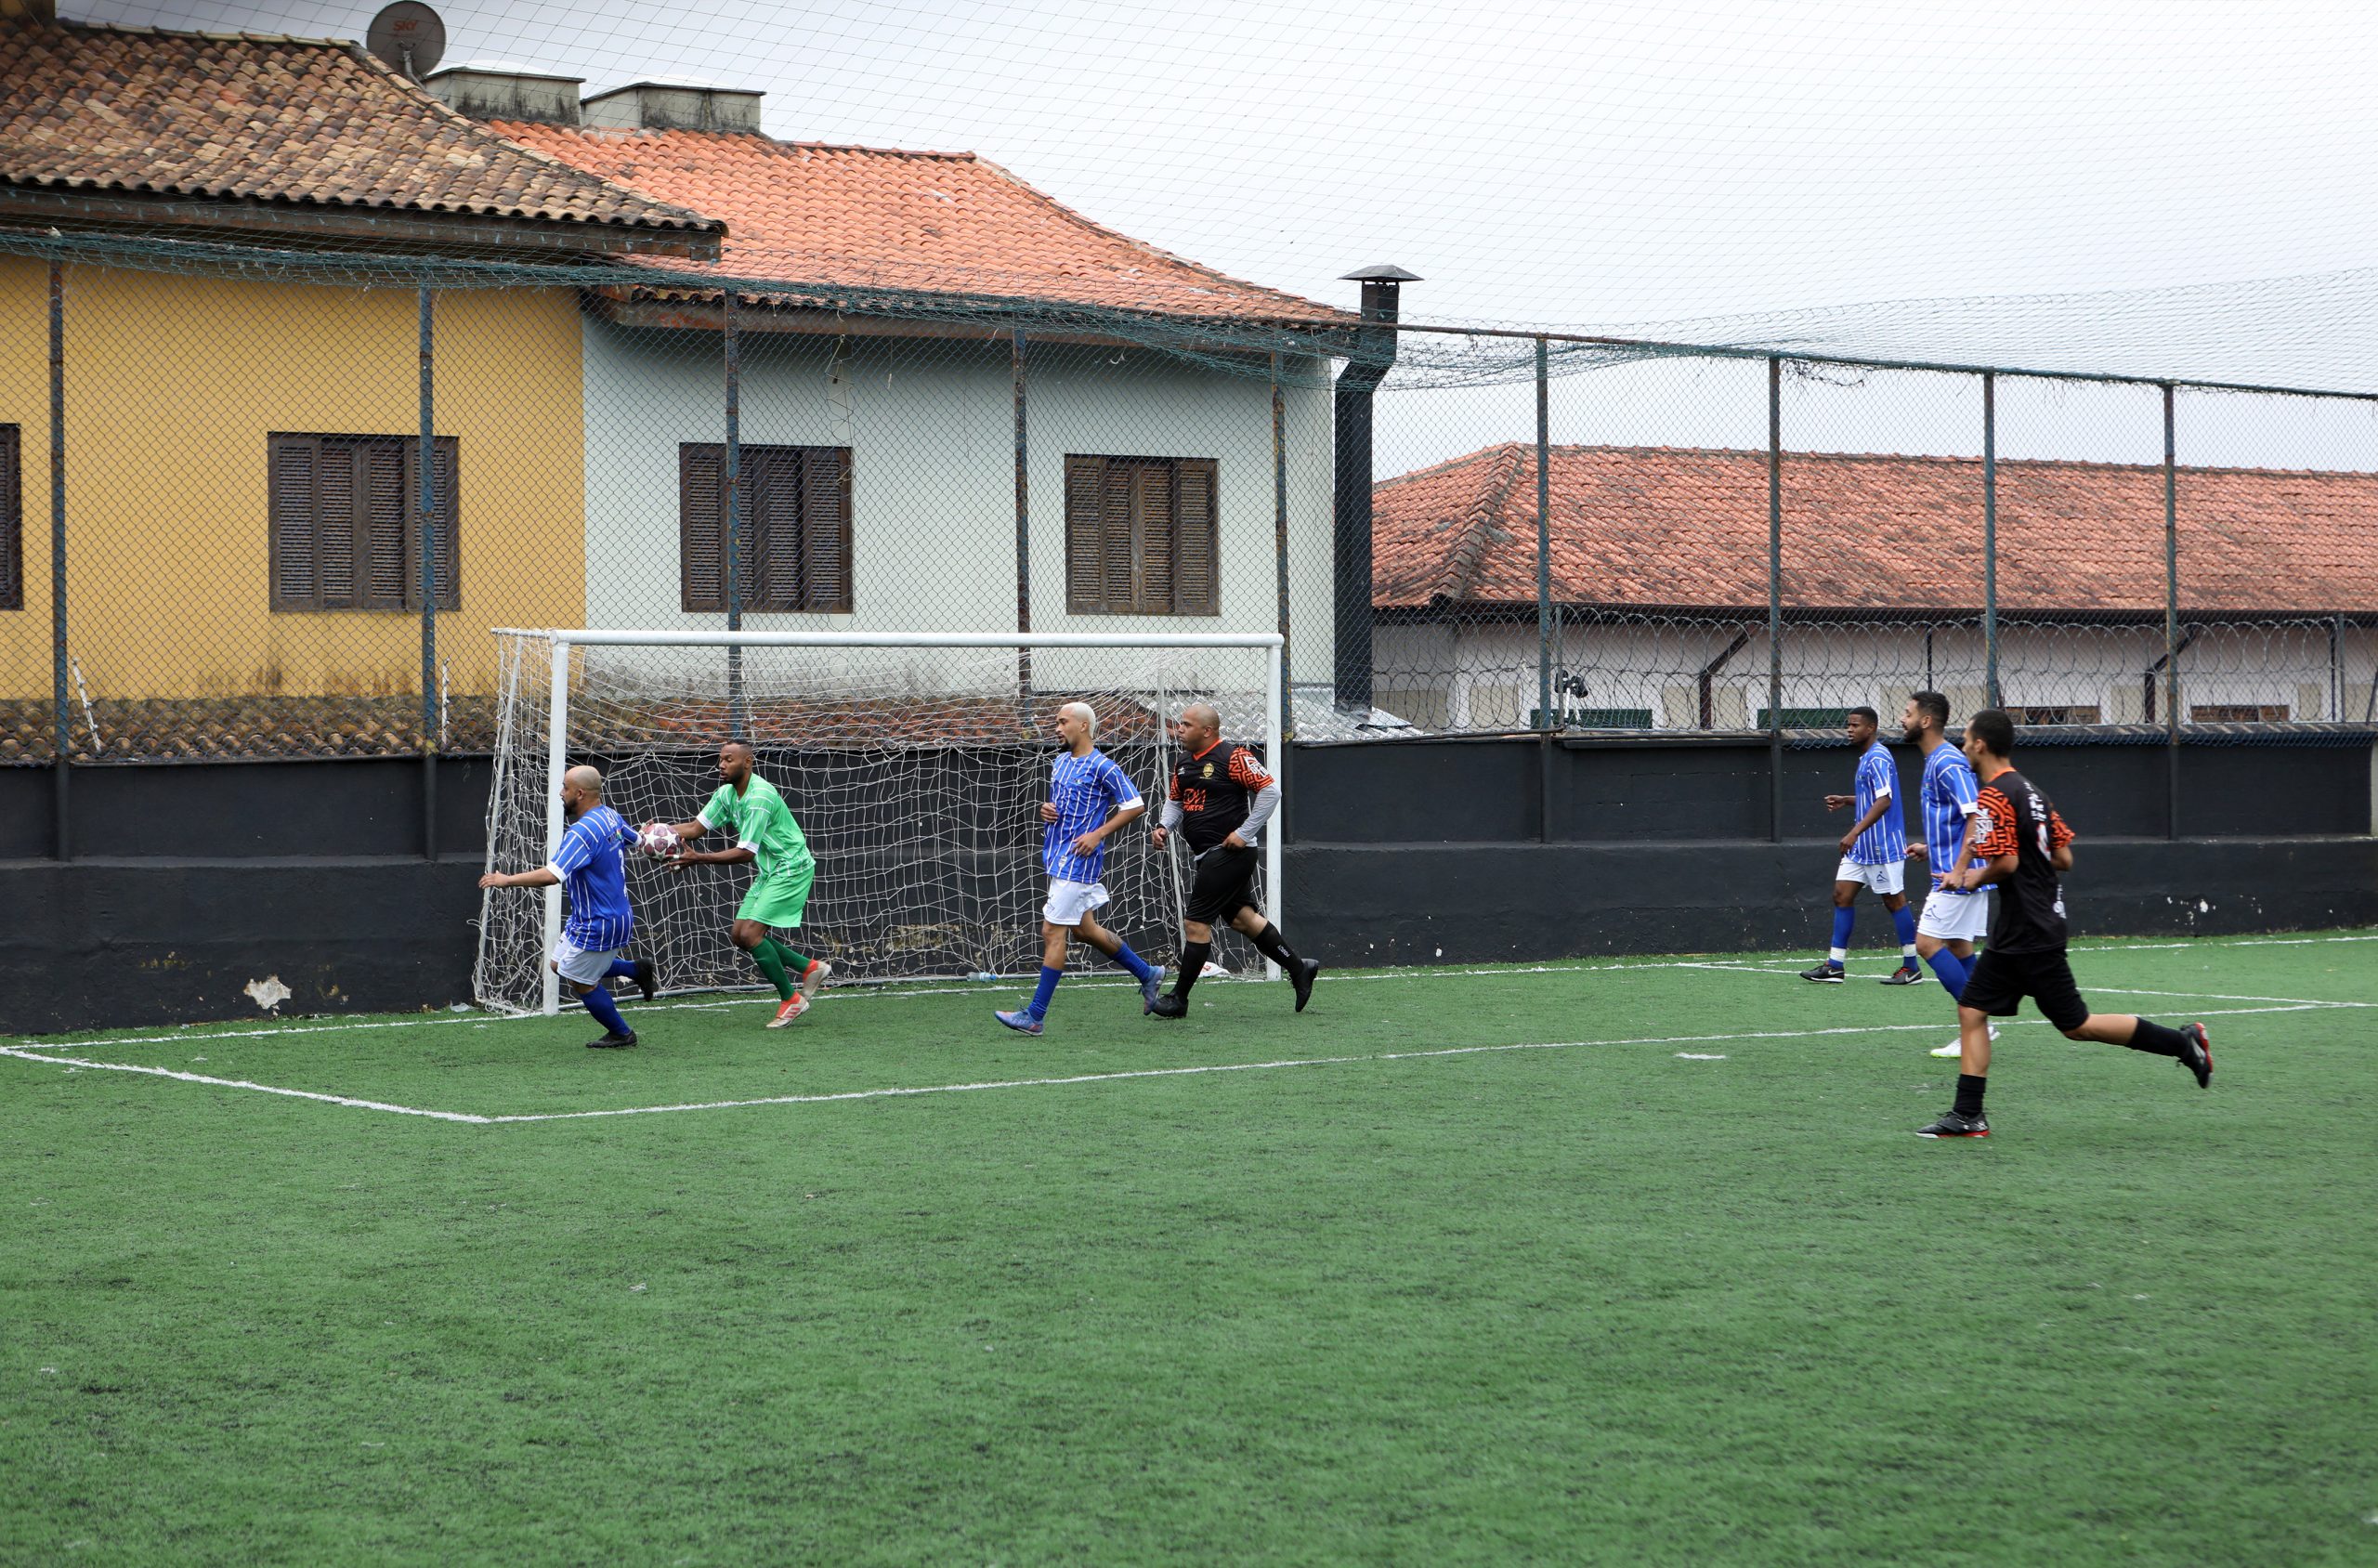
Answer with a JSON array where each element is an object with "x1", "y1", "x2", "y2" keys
[{"x1": 1333, "y1": 265, "x2": 1418, "y2": 710}]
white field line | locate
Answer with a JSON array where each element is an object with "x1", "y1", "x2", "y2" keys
[
  {"x1": 0, "y1": 1045, "x2": 490, "y2": 1122},
  {"x1": 15, "y1": 930, "x2": 2372, "y2": 1055}
]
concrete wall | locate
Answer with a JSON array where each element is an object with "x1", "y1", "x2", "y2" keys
[
  {"x1": 579, "y1": 319, "x2": 1334, "y2": 698},
  {"x1": 1374, "y1": 619, "x2": 2378, "y2": 732}
]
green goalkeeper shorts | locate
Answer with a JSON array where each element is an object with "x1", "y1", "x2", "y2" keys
[{"x1": 736, "y1": 861, "x2": 815, "y2": 930}]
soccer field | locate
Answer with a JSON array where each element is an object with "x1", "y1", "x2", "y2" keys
[{"x1": 7, "y1": 933, "x2": 2375, "y2": 1565}]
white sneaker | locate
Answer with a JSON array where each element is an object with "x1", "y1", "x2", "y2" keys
[{"x1": 1930, "y1": 1024, "x2": 2000, "y2": 1057}]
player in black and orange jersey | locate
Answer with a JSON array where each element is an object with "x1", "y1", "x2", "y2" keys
[
  {"x1": 1914, "y1": 708, "x2": 2213, "y2": 1139},
  {"x1": 1145, "y1": 701, "x2": 1321, "y2": 1017}
]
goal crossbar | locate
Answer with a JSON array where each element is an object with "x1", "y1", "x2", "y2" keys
[{"x1": 485, "y1": 630, "x2": 1287, "y2": 1015}]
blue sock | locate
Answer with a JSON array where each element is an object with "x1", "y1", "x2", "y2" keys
[
  {"x1": 1027, "y1": 965, "x2": 1062, "y2": 1020},
  {"x1": 581, "y1": 985, "x2": 631, "y2": 1037},
  {"x1": 604, "y1": 958, "x2": 639, "y2": 981},
  {"x1": 1892, "y1": 905, "x2": 1918, "y2": 958},
  {"x1": 1925, "y1": 949, "x2": 1968, "y2": 1000},
  {"x1": 1826, "y1": 907, "x2": 1855, "y2": 966},
  {"x1": 1105, "y1": 939, "x2": 1155, "y2": 984}
]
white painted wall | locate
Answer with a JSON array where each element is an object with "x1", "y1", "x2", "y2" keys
[
  {"x1": 1376, "y1": 618, "x2": 2378, "y2": 732},
  {"x1": 579, "y1": 317, "x2": 1332, "y2": 710}
]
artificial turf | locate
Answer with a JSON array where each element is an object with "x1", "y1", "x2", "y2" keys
[{"x1": 5, "y1": 932, "x2": 2373, "y2": 1565}]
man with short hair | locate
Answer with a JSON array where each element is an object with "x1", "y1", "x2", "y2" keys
[
  {"x1": 1915, "y1": 708, "x2": 2212, "y2": 1138},
  {"x1": 995, "y1": 700, "x2": 1163, "y2": 1035},
  {"x1": 479, "y1": 764, "x2": 656, "y2": 1050},
  {"x1": 1903, "y1": 690, "x2": 1998, "y2": 1057},
  {"x1": 1146, "y1": 700, "x2": 1319, "y2": 1017},
  {"x1": 1798, "y1": 705, "x2": 1921, "y2": 985},
  {"x1": 663, "y1": 740, "x2": 829, "y2": 1028}
]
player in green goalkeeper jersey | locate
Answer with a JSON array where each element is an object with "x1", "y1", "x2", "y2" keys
[{"x1": 664, "y1": 740, "x2": 829, "y2": 1027}]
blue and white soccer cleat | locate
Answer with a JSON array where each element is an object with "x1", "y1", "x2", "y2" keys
[
  {"x1": 994, "y1": 1008, "x2": 1044, "y2": 1036},
  {"x1": 1141, "y1": 969, "x2": 1165, "y2": 1014}
]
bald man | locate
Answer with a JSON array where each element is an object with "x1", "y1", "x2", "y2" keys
[
  {"x1": 664, "y1": 740, "x2": 828, "y2": 1028},
  {"x1": 480, "y1": 764, "x2": 655, "y2": 1049}
]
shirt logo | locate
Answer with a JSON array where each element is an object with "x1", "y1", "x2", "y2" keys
[{"x1": 1201, "y1": 762, "x2": 1215, "y2": 779}]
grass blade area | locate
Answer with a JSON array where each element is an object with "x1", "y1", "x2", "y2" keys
[{"x1": 5, "y1": 933, "x2": 2374, "y2": 1564}]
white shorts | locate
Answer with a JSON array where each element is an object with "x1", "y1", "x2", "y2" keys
[
  {"x1": 1916, "y1": 888, "x2": 1992, "y2": 944},
  {"x1": 1835, "y1": 856, "x2": 1906, "y2": 896},
  {"x1": 552, "y1": 937, "x2": 627, "y2": 987},
  {"x1": 1042, "y1": 878, "x2": 1111, "y2": 927}
]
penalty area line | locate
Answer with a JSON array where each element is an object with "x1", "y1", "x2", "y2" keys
[{"x1": 0, "y1": 1045, "x2": 489, "y2": 1123}]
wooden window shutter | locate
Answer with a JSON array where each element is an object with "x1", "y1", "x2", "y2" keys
[
  {"x1": 1102, "y1": 460, "x2": 1138, "y2": 612},
  {"x1": 402, "y1": 436, "x2": 460, "y2": 611},
  {"x1": 1065, "y1": 455, "x2": 1107, "y2": 612},
  {"x1": 801, "y1": 446, "x2": 852, "y2": 612},
  {"x1": 750, "y1": 447, "x2": 802, "y2": 612},
  {"x1": 1173, "y1": 458, "x2": 1219, "y2": 614},
  {"x1": 359, "y1": 438, "x2": 408, "y2": 610},
  {"x1": 680, "y1": 442, "x2": 725, "y2": 612},
  {"x1": 314, "y1": 440, "x2": 359, "y2": 608},
  {"x1": 268, "y1": 434, "x2": 320, "y2": 609},
  {"x1": 1135, "y1": 463, "x2": 1174, "y2": 613},
  {"x1": 0, "y1": 425, "x2": 20, "y2": 611}
]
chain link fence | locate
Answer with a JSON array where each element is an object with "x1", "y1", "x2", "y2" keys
[{"x1": 2, "y1": 235, "x2": 2373, "y2": 785}]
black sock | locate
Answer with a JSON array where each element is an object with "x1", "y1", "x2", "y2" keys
[
  {"x1": 1248, "y1": 922, "x2": 1299, "y2": 968},
  {"x1": 2123, "y1": 1018, "x2": 2189, "y2": 1058},
  {"x1": 1953, "y1": 1073, "x2": 1988, "y2": 1117},
  {"x1": 1173, "y1": 940, "x2": 1211, "y2": 999}
]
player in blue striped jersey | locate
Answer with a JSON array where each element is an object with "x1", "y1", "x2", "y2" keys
[
  {"x1": 1798, "y1": 706, "x2": 1921, "y2": 984},
  {"x1": 479, "y1": 764, "x2": 656, "y2": 1049},
  {"x1": 995, "y1": 701, "x2": 1164, "y2": 1035},
  {"x1": 1901, "y1": 690, "x2": 1998, "y2": 1056}
]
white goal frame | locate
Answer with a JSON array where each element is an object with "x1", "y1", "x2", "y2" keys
[{"x1": 492, "y1": 628, "x2": 1287, "y2": 1015}]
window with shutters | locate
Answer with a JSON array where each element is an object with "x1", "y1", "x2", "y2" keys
[
  {"x1": 1063, "y1": 455, "x2": 1219, "y2": 616},
  {"x1": 0, "y1": 425, "x2": 20, "y2": 611},
  {"x1": 679, "y1": 443, "x2": 853, "y2": 614},
  {"x1": 267, "y1": 434, "x2": 457, "y2": 612}
]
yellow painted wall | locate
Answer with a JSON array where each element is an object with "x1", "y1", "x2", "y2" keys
[{"x1": 0, "y1": 255, "x2": 584, "y2": 705}]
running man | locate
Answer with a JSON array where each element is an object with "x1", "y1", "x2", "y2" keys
[
  {"x1": 662, "y1": 740, "x2": 829, "y2": 1028},
  {"x1": 995, "y1": 701, "x2": 1164, "y2": 1036},
  {"x1": 1903, "y1": 690, "x2": 1996, "y2": 1057},
  {"x1": 1798, "y1": 705, "x2": 1921, "y2": 985},
  {"x1": 479, "y1": 764, "x2": 655, "y2": 1050},
  {"x1": 1146, "y1": 700, "x2": 1319, "y2": 1016},
  {"x1": 1915, "y1": 709, "x2": 2212, "y2": 1138}
]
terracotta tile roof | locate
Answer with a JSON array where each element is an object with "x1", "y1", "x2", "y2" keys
[
  {"x1": 1374, "y1": 443, "x2": 2378, "y2": 616},
  {"x1": 0, "y1": 21, "x2": 718, "y2": 241},
  {"x1": 490, "y1": 123, "x2": 1355, "y2": 324}
]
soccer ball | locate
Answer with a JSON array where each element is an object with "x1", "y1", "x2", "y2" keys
[{"x1": 637, "y1": 821, "x2": 682, "y2": 859}]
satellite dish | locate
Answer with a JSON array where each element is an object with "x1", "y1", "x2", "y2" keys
[{"x1": 366, "y1": 2, "x2": 447, "y2": 81}]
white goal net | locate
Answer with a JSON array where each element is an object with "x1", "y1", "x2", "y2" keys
[{"x1": 475, "y1": 631, "x2": 1285, "y2": 1014}]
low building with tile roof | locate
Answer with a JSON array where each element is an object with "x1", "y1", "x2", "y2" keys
[
  {"x1": 0, "y1": 17, "x2": 725, "y2": 756},
  {"x1": 1371, "y1": 442, "x2": 2378, "y2": 733}
]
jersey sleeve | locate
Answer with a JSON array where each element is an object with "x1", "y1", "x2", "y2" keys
[
  {"x1": 1098, "y1": 754, "x2": 1143, "y2": 811},
  {"x1": 1972, "y1": 787, "x2": 2018, "y2": 856},
  {"x1": 1945, "y1": 763, "x2": 1979, "y2": 813},
  {"x1": 550, "y1": 817, "x2": 595, "y2": 874},
  {"x1": 1226, "y1": 747, "x2": 1275, "y2": 791},
  {"x1": 2047, "y1": 808, "x2": 2075, "y2": 849},
  {"x1": 1860, "y1": 751, "x2": 1892, "y2": 797},
  {"x1": 695, "y1": 784, "x2": 732, "y2": 833}
]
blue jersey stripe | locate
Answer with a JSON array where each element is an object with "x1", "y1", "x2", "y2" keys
[
  {"x1": 1920, "y1": 746, "x2": 1982, "y2": 896},
  {"x1": 1849, "y1": 743, "x2": 1906, "y2": 865}
]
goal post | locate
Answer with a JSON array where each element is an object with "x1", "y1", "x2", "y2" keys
[{"x1": 477, "y1": 629, "x2": 1287, "y2": 1016}]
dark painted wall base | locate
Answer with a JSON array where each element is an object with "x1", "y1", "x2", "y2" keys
[
  {"x1": 1286, "y1": 837, "x2": 2378, "y2": 967},
  {"x1": 3, "y1": 859, "x2": 486, "y2": 1036}
]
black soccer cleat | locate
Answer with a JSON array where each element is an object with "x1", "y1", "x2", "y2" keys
[
  {"x1": 1879, "y1": 964, "x2": 1923, "y2": 986},
  {"x1": 1914, "y1": 1108, "x2": 1989, "y2": 1138},
  {"x1": 586, "y1": 1030, "x2": 639, "y2": 1051},
  {"x1": 1147, "y1": 994, "x2": 1188, "y2": 1019},
  {"x1": 2179, "y1": 1022, "x2": 2214, "y2": 1089},
  {"x1": 1798, "y1": 962, "x2": 1847, "y2": 984},
  {"x1": 1292, "y1": 958, "x2": 1321, "y2": 1013},
  {"x1": 631, "y1": 959, "x2": 658, "y2": 1003}
]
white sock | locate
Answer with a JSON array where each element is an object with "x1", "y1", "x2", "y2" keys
[{"x1": 1827, "y1": 947, "x2": 1847, "y2": 963}]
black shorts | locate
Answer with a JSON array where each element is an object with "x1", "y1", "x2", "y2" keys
[
  {"x1": 1184, "y1": 843, "x2": 1261, "y2": 924},
  {"x1": 1958, "y1": 947, "x2": 2089, "y2": 1033}
]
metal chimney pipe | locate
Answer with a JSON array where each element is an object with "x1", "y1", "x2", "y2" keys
[{"x1": 1333, "y1": 265, "x2": 1417, "y2": 709}]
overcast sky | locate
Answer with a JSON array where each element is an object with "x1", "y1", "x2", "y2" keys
[{"x1": 67, "y1": 0, "x2": 2378, "y2": 464}]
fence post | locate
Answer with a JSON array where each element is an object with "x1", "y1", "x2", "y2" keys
[
  {"x1": 2163, "y1": 384, "x2": 2180, "y2": 840},
  {"x1": 1013, "y1": 328, "x2": 1031, "y2": 697},
  {"x1": 1982, "y1": 370, "x2": 1998, "y2": 709},
  {"x1": 1535, "y1": 335, "x2": 1552, "y2": 731},
  {"x1": 1768, "y1": 356, "x2": 1784, "y2": 843},
  {"x1": 48, "y1": 259, "x2": 68, "y2": 860},
  {"x1": 417, "y1": 283, "x2": 437, "y2": 860},
  {"x1": 1271, "y1": 349, "x2": 1291, "y2": 743},
  {"x1": 724, "y1": 287, "x2": 746, "y2": 738}
]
